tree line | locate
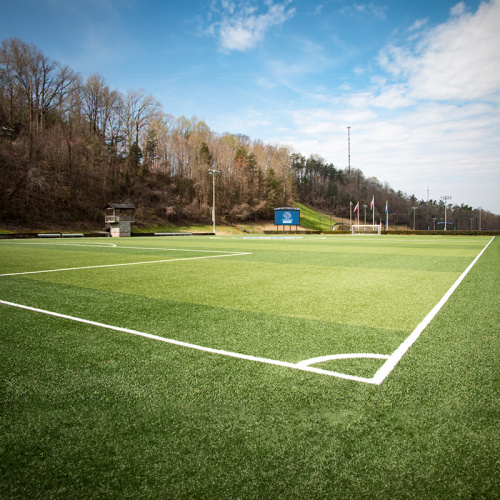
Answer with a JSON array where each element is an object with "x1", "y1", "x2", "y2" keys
[{"x1": 1, "y1": 37, "x2": 498, "y2": 230}]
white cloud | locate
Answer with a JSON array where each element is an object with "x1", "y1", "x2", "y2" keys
[
  {"x1": 450, "y1": 1, "x2": 466, "y2": 17},
  {"x1": 408, "y1": 18, "x2": 428, "y2": 32},
  {"x1": 341, "y1": 3, "x2": 387, "y2": 20},
  {"x1": 379, "y1": 0, "x2": 500, "y2": 101},
  {"x1": 209, "y1": 0, "x2": 295, "y2": 51},
  {"x1": 355, "y1": 3, "x2": 386, "y2": 20},
  {"x1": 372, "y1": 85, "x2": 414, "y2": 109}
]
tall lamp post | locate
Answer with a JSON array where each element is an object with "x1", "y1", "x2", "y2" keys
[
  {"x1": 347, "y1": 126, "x2": 351, "y2": 177},
  {"x1": 412, "y1": 206, "x2": 417, "y2": 230},
  {"x1": 208, "y1": 169, "x2": 220, "y2": 234},
  {"x1": 349, "y1": 201, "x2": 353, "y2": 230},
  {"x1": 440, "y1": 195, "x2": 452, "y2": 231}
]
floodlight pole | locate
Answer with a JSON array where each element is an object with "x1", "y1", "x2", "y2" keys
[
  {"x1": 349, "y1": 201, "x2": 353, "y2": 230},
  {"x1": 440, "y1": 195, "x2": 452, "y2": 231},
  {"x1": 412, "y1": 206, "x2": 417, "y2": 230},
  {"x1": 208, "y1": 169, "x2": 221, "y2": 234},
  {"x1": 347, "y1": 126, "x2": 351, "y2": 177}
]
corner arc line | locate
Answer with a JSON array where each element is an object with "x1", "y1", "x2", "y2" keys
[{"x1": 297, "y1": 353, "x2": 390, "y2": 368}]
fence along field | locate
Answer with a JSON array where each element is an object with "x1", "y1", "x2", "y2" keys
[{"x1": 0, "y1": 235, "x2": 494, "y2": 384}]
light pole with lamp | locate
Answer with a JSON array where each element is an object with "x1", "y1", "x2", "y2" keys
[
  {"x1": 349, "y1": 201, "x2": 353, "y2": 230},
  {"x1": 208, "y1": 169, "x2": 220, "y2": 234},
  {"x1": 347, "y1": 126, "x2": 351, "y2": 177},
  {"x1": 412, "y1": 206, "x2": 417, "y2": 230},
  {"x1": 441, "y1": 195, "x2": 452, "y2": 231}
]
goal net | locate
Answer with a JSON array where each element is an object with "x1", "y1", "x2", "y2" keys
[{"x1": 352, "y1": 224, "x2": 382, "y2": 235}]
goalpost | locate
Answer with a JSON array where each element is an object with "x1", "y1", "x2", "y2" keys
[{"x1": 352, "y1": 224, "x2": 382, "y2": 235}]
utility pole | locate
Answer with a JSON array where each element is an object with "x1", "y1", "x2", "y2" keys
[
  {"x1": 208, "y1": 169, "x2": 221, "y2": 234},
  {"x1": 412, "y1": 206, "x2": 417, "y2": 230}
]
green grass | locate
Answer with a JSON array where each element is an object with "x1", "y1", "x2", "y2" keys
[
  {"x1": 295, "y1": 202, "x2": 338, "y2": 231},
  {"x1": 1, "y1": 235, "x2": 498, "y2": 499}
]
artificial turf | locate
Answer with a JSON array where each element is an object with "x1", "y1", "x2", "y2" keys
[{"x1": 0, "y1": 235, "x2": 498, "y2": 499}]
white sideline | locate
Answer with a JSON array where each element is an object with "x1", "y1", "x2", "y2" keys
[{"x1": 370, "y1": 236, "x2": 495, "y2": 385}]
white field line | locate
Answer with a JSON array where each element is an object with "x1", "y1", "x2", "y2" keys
[
  {"x1": 370, "y1": 236, "x2": 495, "y2": 385},
  {"x1": 0, "y1": 252, "x2": 251, "y2": 277},
  {"x1": 297, "y1": 353, "x2": 390, "y2": 367},
  {"x1": 5, "y1": 241, "x2": 245, "y2": 253},
  {"x1": 0, "y1": 299, "x2": 377, "y2": 384},
  {"x1": 4, "y1": 241, "x2": 118, "y2": 247}
]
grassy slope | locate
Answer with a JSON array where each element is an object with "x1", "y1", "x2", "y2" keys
[
  {"x1": 294, "y1": 202, "x2": 338, "y2": 231},
  {"x1": 0, "y1": 237, "x2": 498, "y2": 499},
  {"x1": 122, "y1": 203, "x2": 337, "y2": 234}
]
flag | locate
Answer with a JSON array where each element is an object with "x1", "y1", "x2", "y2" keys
[
  {"x1": 370, "y1": 196, "x2": 374, "y2": 209},
  {"x1": 353, "y1": 202, "x2": 359, "y2": 213},
  {"x1": 385, "y1": 200, "x2": 388, "y2": 213}
]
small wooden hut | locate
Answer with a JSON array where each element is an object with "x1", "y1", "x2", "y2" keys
[{"x1": 105, "y1": 203, "x2": 135, "y2": 237}]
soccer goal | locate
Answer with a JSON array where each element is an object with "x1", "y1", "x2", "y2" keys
[{"x1": 352, "y1": 224, "x2": 382, "y2": 235}]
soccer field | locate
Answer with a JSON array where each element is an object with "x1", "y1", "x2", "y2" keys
[{"x1": 1, "y1": 235, "x2": 498, "y2": 498}]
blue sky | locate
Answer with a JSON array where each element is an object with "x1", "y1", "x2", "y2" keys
[{"x1": 2, "y1": 0, "x2": 500, "y2": 213}]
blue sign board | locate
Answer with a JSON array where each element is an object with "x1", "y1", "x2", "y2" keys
[{"x1": 274, "y1": 207, "x2": 300, "y2": 226}]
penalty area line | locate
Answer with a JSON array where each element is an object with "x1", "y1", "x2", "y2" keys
[
  {"x1": 0, "y1": 252, "x2": 251, "y2": 277},
  {"x1": 0, "y1": 299, "x2": 377, "y2": 384}
]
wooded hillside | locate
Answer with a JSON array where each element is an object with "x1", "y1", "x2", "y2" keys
[{"x1": 1, "y1": 38, "x2": 498, "y2": 230}]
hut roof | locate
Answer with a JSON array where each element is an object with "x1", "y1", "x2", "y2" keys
[{"x1": 106, "y1": 203, "x2": 135, "y2": 210}]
